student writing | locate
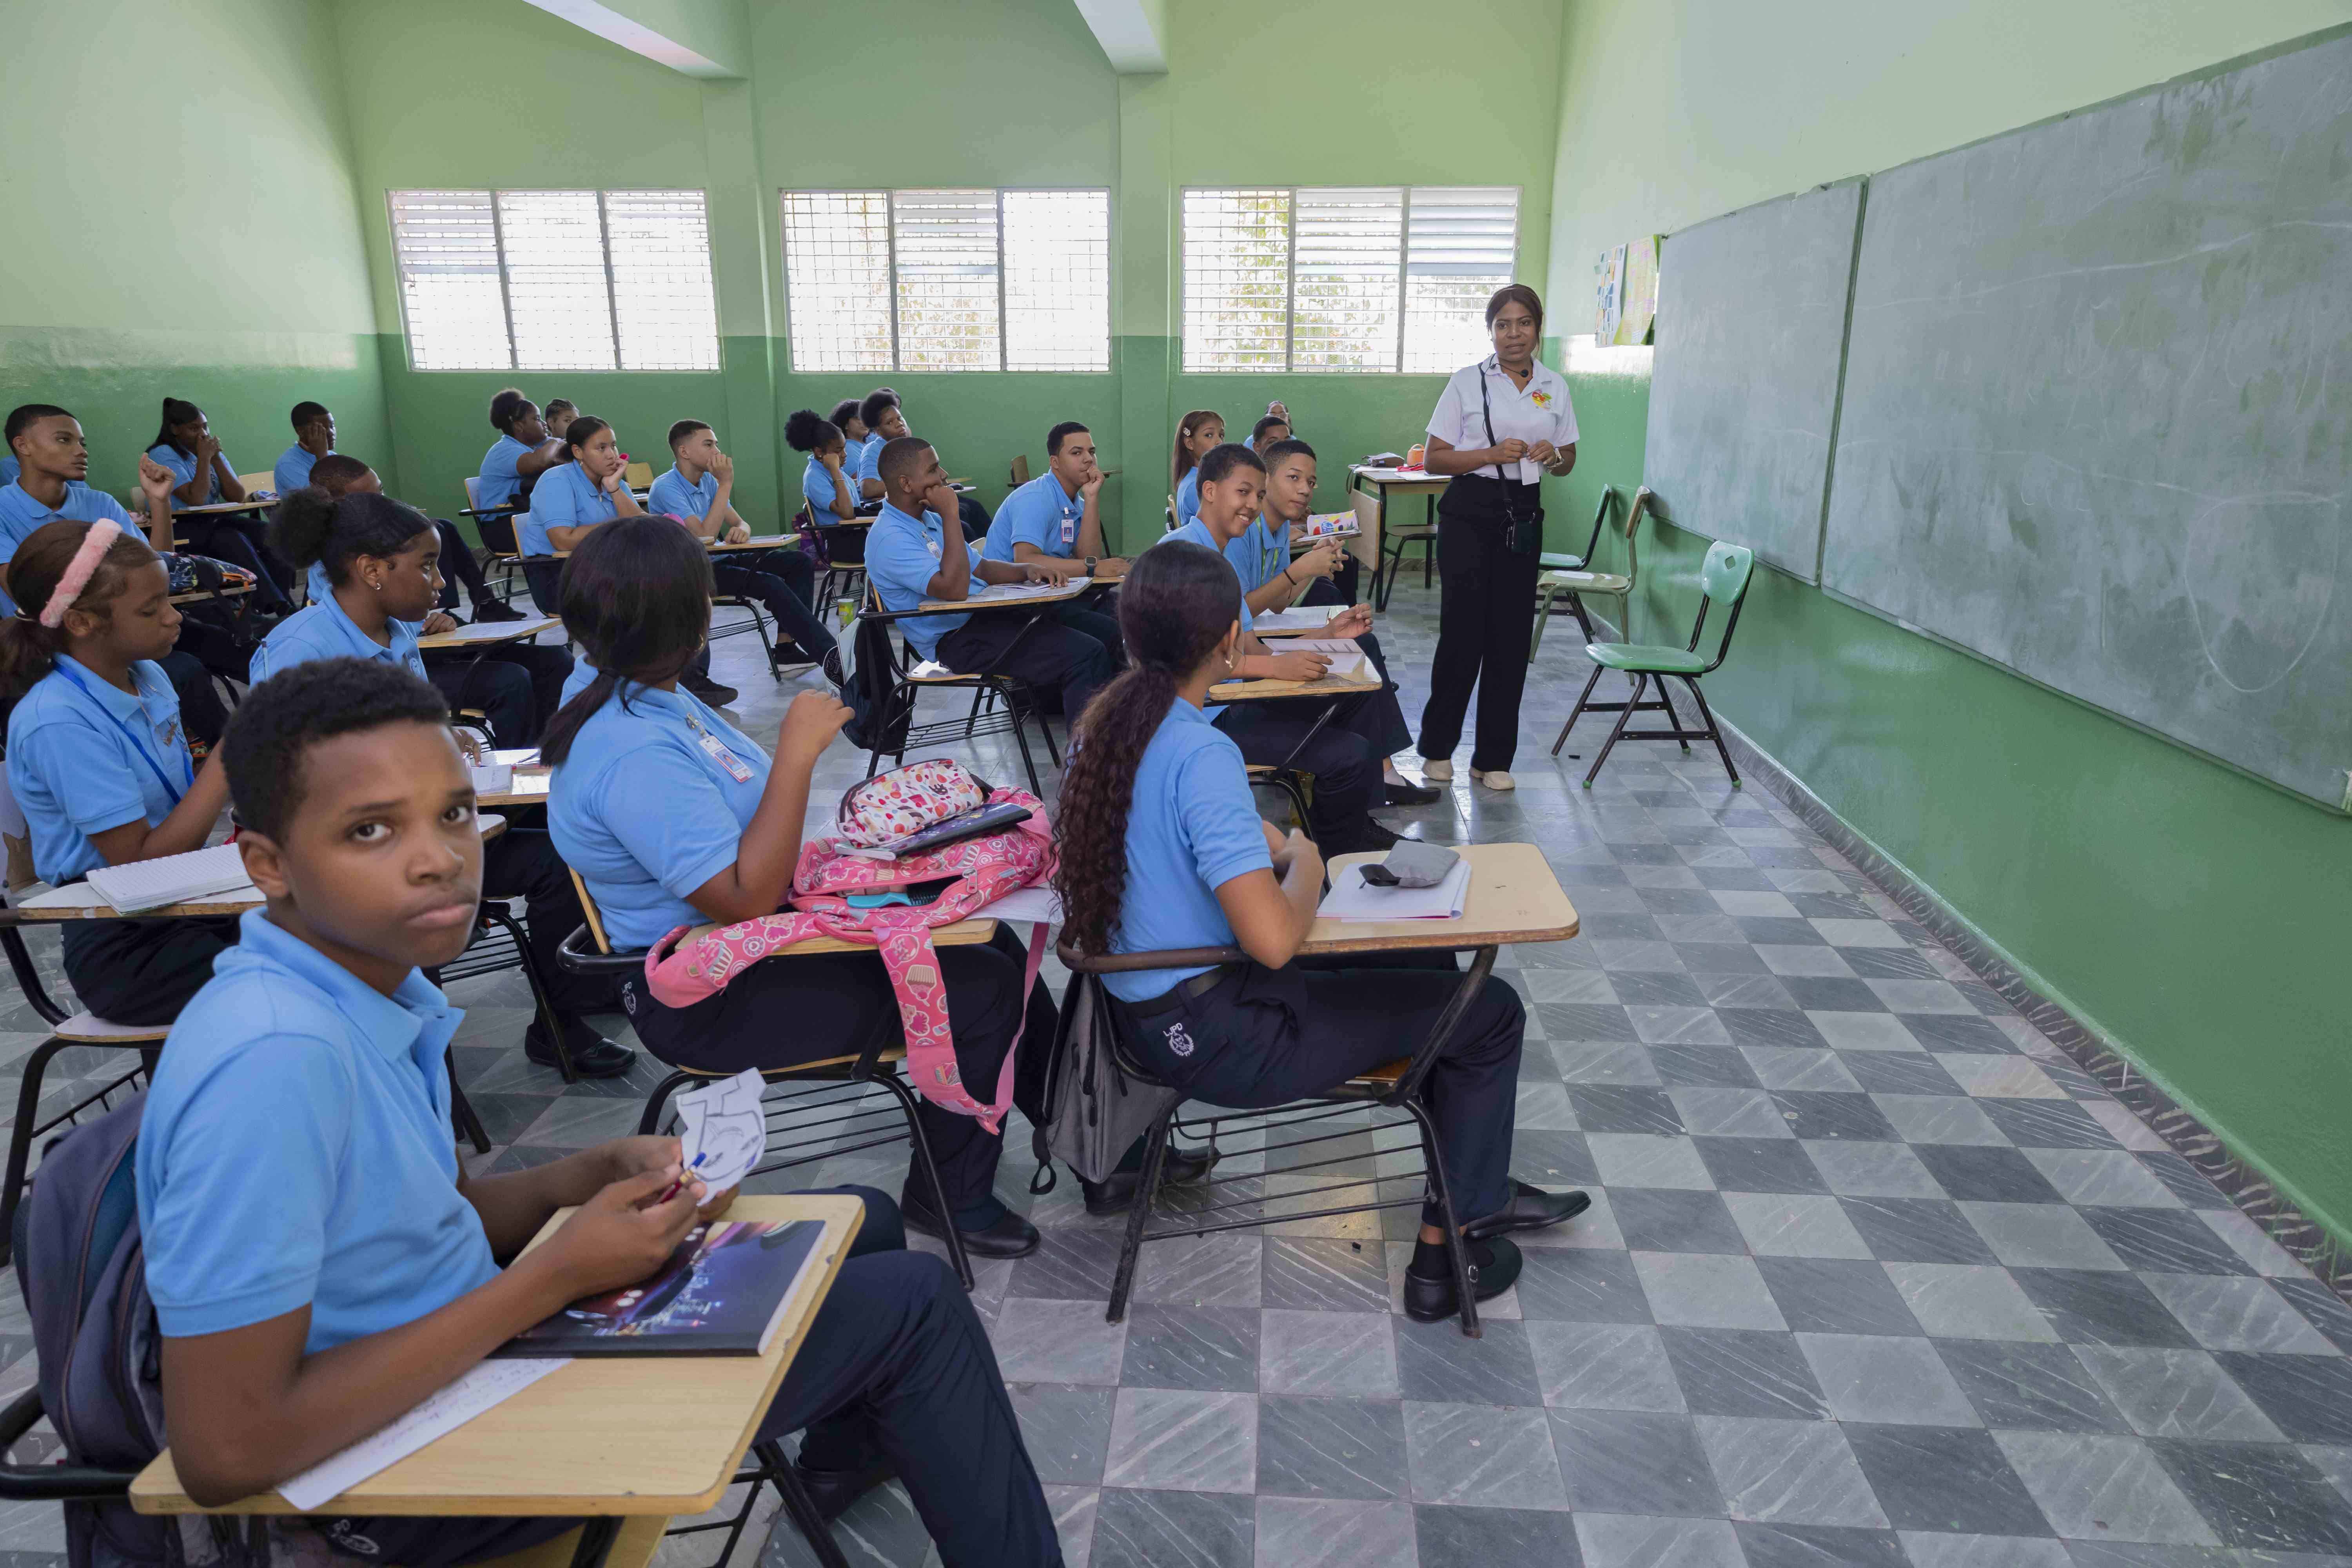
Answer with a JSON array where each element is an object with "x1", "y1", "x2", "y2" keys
[
  {"x1": 1149, "y1": 444, "x2": 1407, "y2": 852},
  {"x1": 0, "y1": 521, "x2": 237, "y2": 1024},
  {"x1": 249, "y1": 489, "x2": 630, "y2": 1077},
  {"x1": 136, "y1": 657, "x2": 1062, "y2": 1562},
  {"x1": 865, "y1": 437, "x2": 1112, "y2": 722},
  {"x1": 146, "y1": 397, "x2": 293, "y2": 611},
  {"x1": 542, "y1": 517, "x2": 1062, "y2": 1260},
  {"x1": 1054, "y1": 539, "x2": 1590, "y2": 1322},
  {"x1": 648, "y1": 418, "x2": 839, "y2": 676}
]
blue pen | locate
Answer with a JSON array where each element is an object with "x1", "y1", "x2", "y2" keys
[{"x1": 653, "y1": 1152, "x2": 707, "y2": 1206}]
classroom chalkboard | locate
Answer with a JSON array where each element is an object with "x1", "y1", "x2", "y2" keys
[
  {"x1": 1823, "y1": 32, "x2": 2352, "y2": 807},
  {"x1": 1642, "y1": 180, "x2": 1863, "y2": 581}
]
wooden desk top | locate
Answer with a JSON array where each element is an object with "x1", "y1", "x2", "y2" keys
[
  {"x1": 476, "y1": 765, "x2": 551, "y2": 808},
  {"x1": 1303, "y1": 843, "x2": 1579, "y2": 955},
  {"x1": 418, "y1": 616, "x2": 561, "y2": 650},
  {"x1": 131, "y1": 1194, "x2": 863, "y2": 1518},
  {"x1": 1210, "y1": 652, "x2": 1381, "y2": 702},
  {"x1": 914, "y1": 578, "x2": 1094, "y2": 613},
  {"x1": 1349, "y1": 468, "x2": 1450, "y2": 494},
  {"x1": 4, "y1": 822, "x2": 510, "y2": 922},
  {"x1": 541, "y1": 532, "x2": 799, "y2": 561},
  {"x1": 174, "y1": 497, "x2": 276, "y2": 517}
]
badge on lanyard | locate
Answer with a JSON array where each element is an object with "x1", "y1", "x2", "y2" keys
[
  {"x1": 684, "y1": 713, "x2": 754, "y2": 783},
  {"x1": 1060, "y1": 506, "x2": 1077, "y2": 546}
]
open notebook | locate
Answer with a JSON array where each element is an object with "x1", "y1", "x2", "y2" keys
[{"x1": 85, "y1": 843, "x2": 255, "y2": 914}]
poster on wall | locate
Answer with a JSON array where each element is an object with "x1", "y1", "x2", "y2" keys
[
  {"x1": 1614, "y1": 236, "x2": 1659, "y2": 345},
  {"x1": 1594, "y1": 243, "x2": 1628, "y2": 342}
]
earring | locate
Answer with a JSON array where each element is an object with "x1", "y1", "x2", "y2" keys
[{"x1": 368, "y1": 578, "x2": 383, "y2": 592}]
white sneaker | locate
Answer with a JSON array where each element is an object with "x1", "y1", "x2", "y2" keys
[
  {"x1": 1471, "y1": 769, "x2": 1516, "y2": 791},
  {"x1": 1422, "y1": 759, "x2": 1454, "y2": 781}
]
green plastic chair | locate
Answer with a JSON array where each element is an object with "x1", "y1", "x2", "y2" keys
[
  {"x1": 1551, "y1": 539, "x2": 1755, "y2": 788},
  {"x1": 1532, "y1": 486, "x2": 1651, "y2": 658}
]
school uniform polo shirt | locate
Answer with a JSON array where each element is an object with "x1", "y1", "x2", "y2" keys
[
  {"x1": 548, "y1": 681, "x2": 769, "y2": 951},
  {"x1": 984, "y1": 472, "x2": 1085, "y2": 564},
  {"x1": 1105, "y1": 699, "x2": 1271, "y2": 1003},
  {"x1": 1426, "y1": 355, "x2": 1579, "y2": 486},
  {"x1": 648, "y1": 466, "x2": 717, "y2": 522},
  {"x1": 520, "y1": 463, "x2": 617, "y2": 556},
  {"x1": 0, "y1": 481, "x2": 136, "y2": 615},
  {"x1": 274, "y1": 443, "x2": 326, "y2": 496},
  {"x1": 866, "y1": 502, "x2": 982, "y2": 662},
  {"x1": 138, "y1": 909, "x2": 495, "y2": 1353},
  {"x1": 476, "y1": 434, "x2": 534, "y2": 509},
  {"x1": 249, "y1": 593, "x2": 428, "y2": 683},
  {"x1": 1174, "y1": 467, "x2": 1201, "y2": 527},
  {"x1": 5, "y1": 657, "x2": 193, "y2": 885},
  {"x1": 1151, "y1": 518, "x2": 1255, "y2": 633},
  {"x1": 855, "y1": 432, "x2": 887, "y2": 486},
  {"x1": 801, "y1": 456, "x2": 850, "y2": 517},
  {"x1": 147, "y1": 443, "x2": 223, "y2": 509},
  {"x1": 0, "y1": 457, "x2": 17, "y2": 486}
]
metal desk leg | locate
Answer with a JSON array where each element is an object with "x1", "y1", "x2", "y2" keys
[{"x1": 565, "y1": 1515, "x2": 622, "y2": 1568}]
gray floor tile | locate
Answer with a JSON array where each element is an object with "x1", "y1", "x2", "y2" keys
[
  {"x1": 1253, "y1": 1497, "x2": 1416, "y2": 1568},
  {"x1": 1010, "y1": 1383, "x2": 1119, "y2": 1485},
  {"x1": 1846, "y1": 1424, "x2": 2056, "y2": 1537},
  {"x1": 1102, "y1": 1388, "x2": 1257, "y2": 1494},
  {"x1": 1723, "y1": 1192, "x2": 1873, "y2": 1258},
  {"x1": 1527, "y1": 1321, "x2": 1686, "y2": 1412},
  {"x1": 1883, "y1": 1260, "x2": 2059, "y2": 1341},
  {"x1": 1800, "y1": 1332, "x2": 1979, "y2": 1425},
  {"x1": 1651, "y1": 1047, "x2": 1762, "y2": 1089},
  {"x1": 1411, "y1": 1506, "x2": 1585, "y2": 1568},
  {"x1": 1875, "y1": 1094, "x2": 2009, "y2": 1146},
  {"x1": 1841, "y1": 1197, "x2": 2000, "y2": 1264},
  {"x1": 1657, "y1": 1326, "x2": 1826, "y2": 1419},
  {"x1": 2073, "y1": 1347, "x2": 2282, "y2": 1441},
  {"x1": 1121, "y1": 1304, "x2": 1261, "y2": 1394},
  {"x1": 1961, "y1": 1202, "x2": 2128, "y2": 1269},
  {"x1": 1134, "y1": 1234, "x2": 1264, "y2": 1308},
  {"x1": 1632, "y1": 1251, "x2": 1786, "y2": 1330},
  {"x1": 2212, "y1": 1354, "x2": 2352, "y2": 1444},
  {"x1": 1401, "y1": 1402, "x2": 1570, "y2": 1512},
  {"x1": 1934, "y1": 1339, "x2": 2133, "y2": 1433},
  {"x1": 1262, "y1": 1239, "x2": 1390, "y2": 1313},
  {"x1": 1259, "y1": 1309, "x2": 1398, "y2": 1398},
  {"x1": 1572, "y1": 1513, "x2": 1743, "y2": 1568},
  {"x1": 2014, "y1": 1269, "x2": 2197, "y2": 1347},
  {"x1": 1611, "y1": 1188, "x2": 1747, "y2": 1253},
  {"x1": 2084, "y1": 1209, "x2": 2261, "y2": 1276},
  {"x1": 1991, "y1": 1431, "x2": 2217, "y2": 1545},
  {"x1": 1255, "y1": 1396, "x2": 1409, "y2": 1501},
  {"x1": 1694, "y1": 1415, "x2": 1887, "y2": 1528},
  {"x1": 1511, "y1": 1246, "x2": 1654, "y2": 1323},
  {"x1": 1691, "y1": 1136, "x2": 1828, "y2": 1194},
  {"x1": 1394, "y1": 1316, "x2": 1543, "y2": 1406},
  {"x1": 1733, "y1": 1521, "x2": 1909, "y2": 1567},
  {"x1": 1898, "y1": 1532, "x2": 2073, "y2": 1566},
  {"x1": 1089, "y1": 1487, "x2": 1254, "y2": 1568},
  {"x1": 2147, "y1": 1441, "x2": 2352, "y2": 1554},
  {"x1": 1804, "y1": 1139, "x2": 1947, "y2": 1198},
  {"x1": 1550, "y1": 1408, "x2": 1726, "y2": 1517},
  {"x1": 992, "y1": 1296, "x2": 1129, "y2": 1385},
  {"x1": 1754, "y1": 1256, "x2": 1924, "y2": 1336}
]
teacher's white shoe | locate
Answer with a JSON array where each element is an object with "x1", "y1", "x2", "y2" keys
[
  {"x1": 1421, "y1": 759, "x2": 1454, "y2": 782},
  {"x1": 1471, "y1": 769, "x2": 1516, "y2": 791}
]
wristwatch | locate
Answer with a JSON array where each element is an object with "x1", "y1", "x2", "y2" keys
[{"x1": 1084, "y1": 555, "x2": 1098, "y2": 576}]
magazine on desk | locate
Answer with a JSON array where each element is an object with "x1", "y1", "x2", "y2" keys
[{"x1": 496, "y1": 1216, "x2": 827, "y2": 1357}]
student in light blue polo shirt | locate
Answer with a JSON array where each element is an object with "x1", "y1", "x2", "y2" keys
[
  {"x1": 144, "y1": 396, "x2": 294, "y2": 610},
  {"x1": 253, "y1": 487, "x2": 625, "y2": 1078},
  {"x1": 980, "y1": 420, "x2": 1125, "y2": 671},
  {"x1": 865, "y1": 437, "x2": 1110, "y2": 718},
  {"x1": 475, "y1": 388, "x2": 567, "y2": 512},
  {"x1": 2, "y1": 405, "x2": 229, "y2": 741},
  {"x1": 788, "y1": 408, "x2": 859, "y2": 523},
  {"x1": 1049, "y1": 536, "x2": 1583, "y2": 1323},
  {"x1": 1143, "y1": 444, "x2": 1408, "y2": 852},
  {"x1": 650, "y1": 419, "x2": 835, "y2": 673},
  {"x1": 853, "y1": 389, "x2": 902, "y2": 503},
  {"x1": 298, "y1": 454, "x2": 523, "y2": 623},
  {"x1": 0, "y1": 456, "x2": 16, "y2": 485},
  {"x1": 0, "y1": 521, "x2": 238, "y2": 1024},
  {"x1": 543, "y1": 515, "x2": 1073, "y2": 1262},
  {"x1": 135, "y1": 657, "x2": 1060, "y2": 1552},
  {"x1": 272, "y1": 401, "x2": 334, "y2": 496},
  {"x1": 1169, "y1": 408, "x2": 1225, "y2": 528}
]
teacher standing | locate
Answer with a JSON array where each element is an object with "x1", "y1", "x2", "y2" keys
[{"x1": 1416, "y1": 285, "x2": 1577, "y2": 791}]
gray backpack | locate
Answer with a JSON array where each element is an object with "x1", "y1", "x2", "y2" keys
[
  {"x1": 11, "y1": 1093, "x2": 244, "y2": 1568},
  {"x1": 1033, "y1": 972, "x2": 1180, "y2": 1186}
]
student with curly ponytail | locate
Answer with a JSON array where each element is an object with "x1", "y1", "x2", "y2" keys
[
  {"x1": 2, "y1": 520, "x2": 239, "y2": 1023},
  {"x1": 544, "y1": 516, "x2": 1062, "y2": 1269},
  {"x1": 1055, "y1": 539, "x2": 1590, "y2": 1322}
]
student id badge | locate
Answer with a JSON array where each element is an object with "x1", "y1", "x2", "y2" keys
[
  {"x1": 684, "y1": 714, "x2": 755, "y2": 782},
  {"x1": 1060, "y1": 507, "x2": 1078, "y2": 546}
]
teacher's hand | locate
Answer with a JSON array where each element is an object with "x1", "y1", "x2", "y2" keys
[
  {"x1": 1527, "y1": 440, "x2": 1559, "y2": 468},
  {"x1": 1495, "y1": 439, "x2": 1529, "y2": 463}
]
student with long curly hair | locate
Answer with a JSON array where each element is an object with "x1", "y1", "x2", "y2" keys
[{"x1": 1052, "y1": 539, "x2": 1590, "y2": 1322}]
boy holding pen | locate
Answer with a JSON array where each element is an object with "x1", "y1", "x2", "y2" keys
[{"x1": 136, "y1": 657, "x2": 1061, "y2": 1560}]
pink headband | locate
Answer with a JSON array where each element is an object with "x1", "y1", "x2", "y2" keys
[{"x1": 38, "y1": 520, "x2": 122, "y2": 629}]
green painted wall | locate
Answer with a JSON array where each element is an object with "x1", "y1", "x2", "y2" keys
[
  {"x1": 0, "y1": 0, "x2": 388, "y2": 499},
  {"x1": 1541, "y1": 1, "x2": 2352, "y2": 1243}
]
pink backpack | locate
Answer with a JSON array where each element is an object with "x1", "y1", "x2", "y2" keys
[{"x1": 643, "y1": 777, "x2": 1054, "y2": 1133}]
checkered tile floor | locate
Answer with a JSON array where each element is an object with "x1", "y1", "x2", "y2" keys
[{"x1": 4, "y1": 577, "x2": 2351, "y2": 1568}]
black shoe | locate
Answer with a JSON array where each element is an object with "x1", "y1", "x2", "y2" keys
[
  {"x1": 1340, "y1": 818, "x2": 1406, "y2": 854},
  {"x1": 791, "y1": 1456, "x2": 897, "y2": 1522},
  {"x1": 1382, "y1": 777, "x2": 1444, "y2": 806},
  {"x1": 1464, "y1": 1181, "x2": 1593, "y2": 1241},
  {"x1": 1080, "y1": 1145, "x2": 1217, "y2": 1216},
  {"x1": 900, "y1": 1191, "x2": 1042, "y2": 1258},
  {"x1": 682, "y1": 672, "x2": 740, "y2": 706},
  {"x1": 1402, "y1": 1235, "x2": 1523, "y2": 1323},
  {"x1": 471, "y1": 599, "x2": 528, "y2": 623},
  {"x1": 523, "y1": 1017, "x2": 637, "y2": 1080}
]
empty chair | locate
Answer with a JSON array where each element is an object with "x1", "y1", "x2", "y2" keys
[{"x1": 1551, "y1": 539, "x2": 1755, "y2": 788}]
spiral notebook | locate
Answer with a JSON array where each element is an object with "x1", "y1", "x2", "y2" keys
[{"x1": 85, "y1": 843, "x2": 255, "y2": 914}]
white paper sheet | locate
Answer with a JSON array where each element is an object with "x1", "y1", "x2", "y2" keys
[
  {"x1": 1278, "y1": 639, "x2": 1363, "y2": 657},
  {"x1": 278, "y1": 1358, "x2": 571, "y2": 1510},
  {"x1": 675, "y1": 1067, "x2": 769, "y2": 1191},
  {"x1": 1315, "y1": 859, "x2": 1471, "y2": 922},
  {"x1": 946, "y1": 577, "x2": 1092, "y2": 606},
  {"x1": 975, "y1": 885, "x2": 1063, "y2": 923},
  {"x1": 425, "y1": 619, "x2": 556, "y2": 643},
  {"x1": 1252, "y1": 605, "x2": 1342, "y2": 635}
]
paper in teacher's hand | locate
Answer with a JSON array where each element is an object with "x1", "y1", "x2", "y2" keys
[{"x1": 674, "y1": 1066, "x2": 768, "y2": 1191}]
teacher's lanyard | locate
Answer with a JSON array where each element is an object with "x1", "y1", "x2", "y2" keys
[
  {"x1": 1477, "y1": 361, "x2": 1539, "y2": 550},
  {"x1": 52, "y1": 662, "x2": 192, "y2": 807}
]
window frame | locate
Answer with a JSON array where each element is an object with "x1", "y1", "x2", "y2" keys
[
  {"x1": 1180, "y1": 183, "x2": 1521, "y2": 375},
  {"x1": 777, "y1": 185, "x2": 1114, "y2": 375},
  {"x1": 385, "y1": 186, "x2": 721, "y2": 374}
]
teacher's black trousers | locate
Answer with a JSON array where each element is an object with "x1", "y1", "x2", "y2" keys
[{"x1": 1417, "y1": 478, "x2": 1543, "y2": 772}]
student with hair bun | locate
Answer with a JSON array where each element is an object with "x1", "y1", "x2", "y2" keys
[
  {"x1": 251, "y1": 486, "x2": 631, "y2": 1079},
  {"x1": 786, "y1": 408, "x2": 858, "y2": 523},
  {"x1": 1054, "y1": 537, "x2": 1588, "y2": 1323},
  {"x1": 1, "y1": 520, "x2": 238, "y2": 1022}
]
